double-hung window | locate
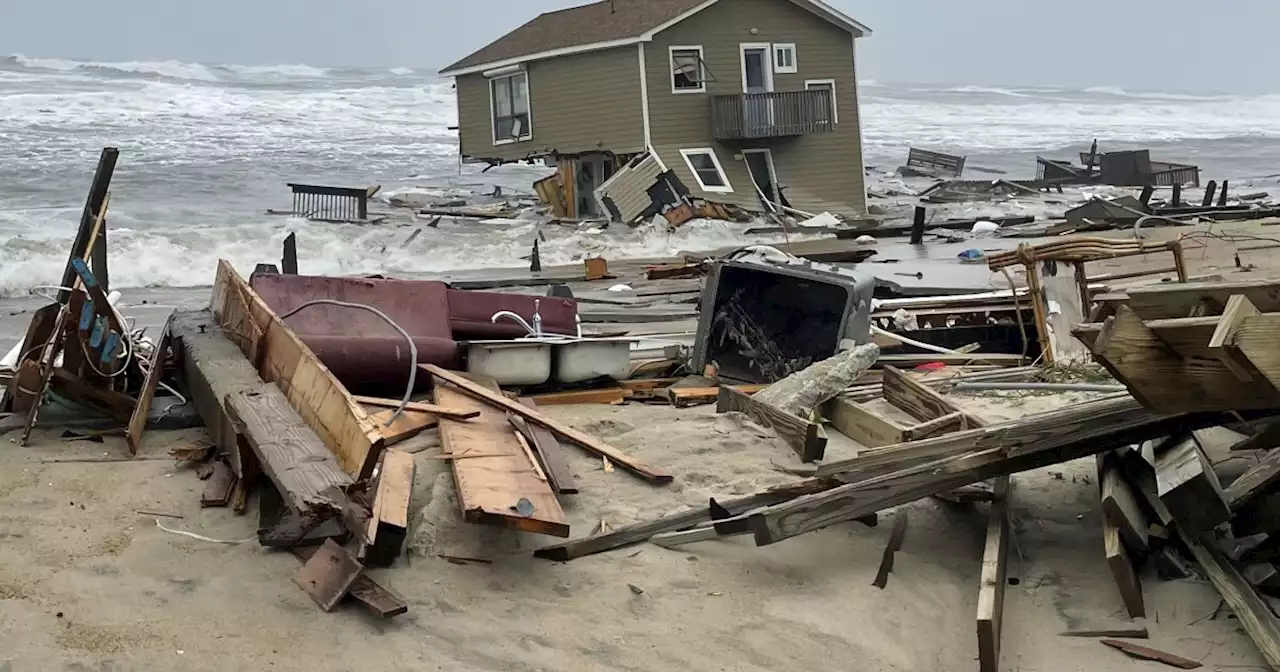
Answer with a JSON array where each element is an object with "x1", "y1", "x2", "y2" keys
[{"x1": 490, "y1": 71, "x2": 531, "y2": 143}]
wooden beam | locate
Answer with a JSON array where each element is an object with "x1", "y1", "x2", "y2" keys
[
  {"x1": 1227, "y1": 313, "x2": 1280, "y2": 401},
  {"x1": 1156, "y1": 438, "x2": 1230, "y2": 533},
  {"x1": 1099, "y1": 451, "x2": 1150, "y2": 553},
  {"x1": 368, "y1": 408, "x2": 436, "y2": 446},
  {"x1": 364, "y1": 449, "x2": 414, "y2": 567},
  {"x1": 748, "y1": 403, "x2": 1251, "y2": 547},
  {"x1": 821, "y1": 397, "x2": 907, "y2": 448},
  {"x1": 1229, "y1": 449, "x2": 1280, "y2": 511},
  {"x1": 977, "y1": 476, "x2": 1011, "y2": 672},
  {"x1": 1208, "y1": 295, "x2": 1263, "y2": 381},
  {"x1": 720, "y1": 386, "x2": 826, "y2": 462},
  {"x1": 423, "y1": 364, "x2": 672, "y2": 484},
  {"x1": 352, "y1": 395, "x2": 479, "y2": 420},
  {"x1": 49, "y1": 369, "x2": 136, "y2": 424},
  {"x1": 903, "y1": 411, "x2": 965, "y2": 441},
  {"x1": 1181, "y1": 532, "x2": 1280, "y2": 670},
  {"x1": 529, "y1": 388, "x2": 628, "y2": 406},
  {"x1": 434, "y1": 382, "x2": 568, "y2": 537},
  {"x1": 1126, "y1": 278, "x2": 1280, "y2": 320},
  {"x1": 514, "y1": 398, "x2": 577, "y2": 495},
  {"x1": 667, "y1": 384, "x2": 767, "y2": 408},
  {"x1": 872, "y1": 513, "x2": 909, "y2": 589},
  {"x1": 1102, "y1": 486, "x2": 1146, "y2": 618},
  {"x1": 126, "y1": 319, "x2": 172, "y2": 455},
  {"x1": 226, "y1": 384, "x2": 354, "y2": 516},
  {"x1": 212, "y1": 260, "x2": 386, "y2": 479},
  {"x1": 876, "y1": 353, "x2": 1025, "y2": 367},
  {"x1": 533, "y1": 479, "x2": 839, "y2": 561},
  {"x1": 1089, "y1": 306, "x2": 1280, "y2": 412}
]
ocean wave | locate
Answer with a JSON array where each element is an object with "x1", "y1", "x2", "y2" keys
[
  {"x1": 9, "y1": 55, "x2": 221, "y2": 81},
  {"x1": 1083, "y1": 85, "x2": 1235, "y2": 102},
  {"x1": 940, "y1": 85, "x2": 1032, "y2": 98},
  {"x1": 388, "y1": 67, "x2": 416, "y2": 76},
  {"x1": 221, "y1": 63, "x2": 331, "y2": 78}
]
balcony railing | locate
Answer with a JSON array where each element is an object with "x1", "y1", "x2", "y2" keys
[{"x1": 711, "y1": 89, "x2": 834, "y2": 140}]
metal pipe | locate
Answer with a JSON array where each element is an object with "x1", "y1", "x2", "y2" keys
[{"x1": 952, "y1": 382, "x2": 1126, "y2": 393}]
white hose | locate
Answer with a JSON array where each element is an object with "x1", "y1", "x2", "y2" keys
[{"x1": 870, "y1": 324, "x2": 964, "y2": 355}]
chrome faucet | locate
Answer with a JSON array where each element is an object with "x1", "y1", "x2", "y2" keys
[{"x1": 491, "y1": 300, "x2": 544, "y2": 338}]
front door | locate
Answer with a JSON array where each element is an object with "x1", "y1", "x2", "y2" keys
[
  {"x1": 741, "y1": 44, "x2": 774, "y2": 131},
  {"x1": 743, "y1": 150, "x2": 780, "y2": 207}
]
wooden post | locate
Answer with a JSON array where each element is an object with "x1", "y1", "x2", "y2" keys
[
  {"x1": 282, "y1": 232, "x2": 298, "y2": 275},
  {"x1": 59, "y1": 148, "x2": 118, "y2": 304},
  {"x1": 1171, "y1": 183, "x2": 1182, "y2": 208},
  {"x1": 1138, "y1": 185, "x2": 1155, "y2": 206},
  {"x1": 91, "y1": 224, "x2": 109, "y2": 296},
  {"x1": 1219, "y1": 179, "x2": 1230, "y2": 207},
  {"x1": 1024, "y1": 261, "x2": 1054, "y2": 364},
  {"x1": 910, "y1": 206, "x2": 926, "y2": 245},
  {"x1": 1202, "y1": 180, "x2": 1218, "y2": 207}
]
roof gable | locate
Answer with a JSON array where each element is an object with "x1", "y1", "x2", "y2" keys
[{"x1": 439, "y1": 0, "x2": 870, "y2": 76}]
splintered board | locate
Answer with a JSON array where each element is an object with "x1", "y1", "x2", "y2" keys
[
  {"x1": 434, "y1": 382, "x2": 568, "y2": 537},
  {"x1": 211, "y1": 260, "x2": 386, "y2": 478}
]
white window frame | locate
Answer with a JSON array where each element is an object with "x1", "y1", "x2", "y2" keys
[
  {"x1": 805, "y1": 78, "x2": 838, "y2": 124},
  {"x1": 679, "y1": 147, "x2": 733, "y2": 193},
  {"x1": 669, "y1": 45, "x2": 706, "y2": 94},
  {"x1": 489, "y1": 70, "x2": 532, "y2": 146},
  {"x1": 773, "y1": 43, "x2": 798, "y2": 74}
]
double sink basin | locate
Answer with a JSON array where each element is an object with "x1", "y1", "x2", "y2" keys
[{"x1": 463, "y1": 337, "x2": 636, "y2": 387}]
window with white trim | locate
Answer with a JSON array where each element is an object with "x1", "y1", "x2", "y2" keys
[
  {"x1": 773, "y1": 44, "x2": 797, "y2": 74},
  {"x1": 490, "y1": 71, "x2": 531, "y2": 143},
  {"x1": 805, "y1": 79, "x2": 838, "y2": 124},
  {"x1": 670, "y1": 46, "x2": 706, "y2": 93},
  {"x1": 680, "y1": 148, "x2": 733, "y2": 193}
]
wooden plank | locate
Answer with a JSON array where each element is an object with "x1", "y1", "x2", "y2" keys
[
  {"x1": 876, "y1": 353, "x2": 1025, "y2": 367},
  {"x1": 977, "y1": 476, "x2": 1011, "y2": 672},
  {"x1": 747, "y1": 402, "x2": 1247, "y2": 547},
  {"x1": 1099, "y1": 640, "x2": 1200, "y2": 669},
  {"x1": 667, "y1": 384, "x2": 767, "y2": 408},
  {"x1": 872, "y1": 513, "x2": 909, "y2": 589},
  {"x1": 1087, "y1": 306, "x2": 1280, "y2": 412},
  {"x1": 368, "y1": 408, "x2": 436, "y2": 445},
  {"x1": 533, "y1": 479, "x2": 839, "y2": 561},
  {"x1": 126, "y1": 320, "x2": 172, "y2": 455},
  {"x1": 1179, "y1": 533, "x2": 1280, "y2": 670},
  {"x1": 1156, "y1": 437, "x2": 1231, "y2": 533},
  {"x1": 1209, "y1": 294, "x2": 1262, "y2": 381},
  {"x1": 881, "y1": 366, "x2": 983, "y2": 425},
  {"x1": 292, "y1": 538, "x2": 362, "y2": 612},
  {"x1": 903, "y1": 411, "x2": 965, "y2": 441},
  {"x1": 1103, "y1": 495, "x2": 1146, "y2": 618},
  {"x1": 434, "y1": 383, "x2": 569, "y2": 537},
  {"x1": 719, "y1": 386, "x2": 826, "y2": 462},
  {"x1": 200, "y1": 460, "x2": 237, "y2": 507},
  {"x1": 225, "y1": 384, "x2": 354, "y2": 516},
  {"x1": 1099, "y1": 451, "x2": 1150, "y2": 552},
  {"x1": 1232, "y1": 420, "x2": 1280, "y2": 453},
  {"x1": 1126, "y1": 278, "x2": 1280, "y2": 320},
  {"x1": 212, "y1": 260, "x2": 386, "y2": 479},
  {"x1": 422, "y1": 364, "x2": 673, "y2": 484},
  {"x1": 1060, "y1": 627, "x2": 1149, "y2": 638},
  {"x1": 1229, "y1": 448, "x2": 1280, "y2": 511},
  {"x1": 364, "y1": 449, "x2": 415, "y2": 567},
  {"x1": 528, "y1": 388, "x2": 628, "y2": 406},
  {"x1": 352, "y1": 395, "x2": 479, "y2": 420},
  {"x1": 1228, "y1": 313, "x2": 1280, "y2": 400},
  {"x1": 514, "y1": 398, "x2": 577, "y2": 495},
  {"x1": 49, "y1": 369, "x2": 137, "y2": 423},
  {"x1": 821, "y1": 397, "x2": 907, "y2": 448}
]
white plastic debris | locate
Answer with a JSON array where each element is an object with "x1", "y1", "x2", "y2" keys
[
  {"x1": 798, "y1": 212, "x2": 840, "y2": 228},
  {"x1": 854, "y1": 235, "x2": 877, "y2": 244},
  {"x1": 971, "y1": 220, "x2": 999, "y2": 237},
  {"x1": 608, "y1": 284, "x2": 633, "y2": 292}
]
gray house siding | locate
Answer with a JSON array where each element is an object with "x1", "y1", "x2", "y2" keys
[
  {"x1": 457, "y1": 46, "x2": 647, "y2": 162},
  {"x1": 645, "y1": 0, "x2": 866, "y2": 216}
]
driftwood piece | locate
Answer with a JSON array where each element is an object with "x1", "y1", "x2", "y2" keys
[{"x1": 753, "y1": 343, "x2": 879, "y2": 417}]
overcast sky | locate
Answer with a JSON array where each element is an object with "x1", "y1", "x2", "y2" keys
[{"x1": 3, "y1": 0, "x2": 1276, "y2": 93}]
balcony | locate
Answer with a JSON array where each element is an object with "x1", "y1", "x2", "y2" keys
[{"x1": 711, "y1": 89, "x2": 834, "y2": 141}]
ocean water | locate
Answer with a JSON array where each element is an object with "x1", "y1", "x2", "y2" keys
[{"x1": 3, "y1": 55, "x2": 1280, "y2": 297}]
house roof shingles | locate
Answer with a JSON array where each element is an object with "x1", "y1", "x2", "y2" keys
[{"x1": 440, "y1": 0, "x2": 707, "y2": 74}]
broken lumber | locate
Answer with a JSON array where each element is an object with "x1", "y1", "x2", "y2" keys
[
  {"x1": 1156, "y1": 437, "x2": 1230, "y2": 533},
  {"x1": 529, "y1": 388, "x2": 628, "y2": 406},
  {"x1": 364, "y1": 449, "x2": 414, "y2": 567},
  {"x1": 351, "y1": 395, "x2": 479, "y2": 420},
  {"x1": 822, "y1": 397, "x2": 908, "y2": 448},
  {"x1": 1102, "y1": 501, "x2": 1146, "y2": 618},
  {"x1": 1060, "y1": 627, "x2": 1149, "y2": 638},
  {"x1": 293, "y1": 538, "x2": 363, "y2": 612},
  {"x1": 1099, "y1": 639, "x2": 1201, "y2": 669},
  {"x1": 1178, "y1": 533, "x2": 1280, "y2": 670},
  {"x1": 754, "y1": 343, "x2": 879, "y2": 417},
  {"x1": 513, "y1": 398, "x2": 577, "y2": 495},
  {"x1": 226, "y1": 384, "x2": 354, "y2": 516},
  {"x1": 212, "y1": 260, "x2": 386, "y2": 479},
  {"x1": 126, "y1": 319, "x2": 172, "y2": 454},
  {"x1": 200, "y1": 460, "x2": 237, "y2": 507},
  {"x1": 369, "y1": 408, "x2": 436, "y2": 445},
  {"x1": 434, "y1": 382, "x2": 568, "y2": 537},
  {"x1": 872, "y1": 513, "x2": 909, "y2": 589},
  {"x1": 1126, "y1": 278, "x2": 1280, "y2": 320},
  {"x1": 720, "y1": 386, "x2": 827, "y2": 462},
  {"x1": 881, "y1": 366, "x2": 983, "y2": 427},
  {"x1": 666, "y1": 384, "x2": 767, "y2": 408},
  {"x1": 1099, "y1": 451, "x2": 1150, "y2": 553},
  {"x1": 1228, "y1": 448, "x2": 1280, "y2": 511},
  {"x1": 977, "y1": 477, "x2": 1011, "y2": 672},
  {"x1": 423, "y1": 364, "x2": 672, "y2": 484}
]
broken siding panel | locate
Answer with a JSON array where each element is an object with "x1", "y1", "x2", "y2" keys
[
  {"x1": 645, "y1": 0, "x2": 865, "y2": 213},
  {"x1": 598, "y1": 154, "x2": 666, "y2": 222},
  {"x1": 456, "y1": 47, "x2": 647, "y2": 162}
]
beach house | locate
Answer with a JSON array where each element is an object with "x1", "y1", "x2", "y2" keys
[{"x1": 439, "y1": 0, "x2": 872, "y2": 222}]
